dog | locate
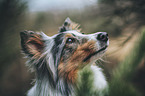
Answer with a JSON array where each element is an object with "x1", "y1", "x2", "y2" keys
[{"x1": 20, "y1": 18, "x2": 109, "y2": 96}]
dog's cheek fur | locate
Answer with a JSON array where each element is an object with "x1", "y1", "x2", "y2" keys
[
  {"x1": 58, "y1": 40, "x2": 97, "y2": 83},
  {"x1": 58, "y1": 42, "x2": 78, "y2": 83},
  {"x1": 70, "y1": 40, "x2": 97, "y2": 63}
]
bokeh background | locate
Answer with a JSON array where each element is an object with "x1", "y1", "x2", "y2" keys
[{"x1": 0, "y1": 0, "x2": 145, "y2": 96}]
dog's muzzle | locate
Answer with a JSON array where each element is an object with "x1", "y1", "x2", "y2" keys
[{"x1": 83, "y1": 32, "x2": 109, "y2": 62}]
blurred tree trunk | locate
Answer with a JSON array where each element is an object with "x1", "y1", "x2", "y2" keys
[
  {"x1": 0, "y1": 0, "x2": 28, "y2": 96},
  {"x1": 0, "y1": 0, "x2": 27, "y2": 77}
]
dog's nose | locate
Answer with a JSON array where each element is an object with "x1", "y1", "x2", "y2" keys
[{"x1": 97, "y1": 32, "x2": 108, "y2": 42}]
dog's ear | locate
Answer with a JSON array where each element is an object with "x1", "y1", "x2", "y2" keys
[
  {"x1": 20, "y1": 31, "x2": 45, "y2": 58},
  {"x1": 59, "y1": 17, "x2": 81, "y2": 33}
]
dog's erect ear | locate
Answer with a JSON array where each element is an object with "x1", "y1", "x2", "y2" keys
[
  {"x1": 59, "y1": 17, "x2": 81, "y2": 33},
  {"x1": 59, "y1": 17, "x2": 71, "y2": 32},
  {"x1": 20, "y1": 31, "x2": 45, "y2": 57}
]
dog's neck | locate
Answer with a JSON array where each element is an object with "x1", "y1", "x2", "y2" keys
[
  {"x1": 33, "y1": 57, "x2": 75, "y2": 96},
  {"x1": 35, "y1": 75, "x2": 75, "y2": 96}
]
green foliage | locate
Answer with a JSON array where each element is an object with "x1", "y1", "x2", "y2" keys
[
  {"x1": 109, "y1": 31, "x2": 145, "y2": 96},
  {"x1": 76, "y1": 67, "x2": 94, "y2": 96},
  {"x1": 76, "y1": 66, "x2": 108, "y2": 96},
  {"x1": 109, "y1": 79, "x2": 140, "y2": 96}
]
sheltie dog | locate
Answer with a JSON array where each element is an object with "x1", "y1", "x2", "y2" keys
[{"x1": 20, "y1": 18, "x2": 109, "y2": 96}]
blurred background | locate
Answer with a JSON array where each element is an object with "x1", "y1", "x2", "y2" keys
[{"x1": 0, "y1": 0, "x2": 145, "y2": 96}]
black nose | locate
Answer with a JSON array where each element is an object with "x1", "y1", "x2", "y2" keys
[{"x1": 97, "y1": 32, "x2": 108, "y2": 41}]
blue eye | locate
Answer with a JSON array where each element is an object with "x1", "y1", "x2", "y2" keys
[{"x1": 66, "y1": 38, "x2": 75, "y2": 43}]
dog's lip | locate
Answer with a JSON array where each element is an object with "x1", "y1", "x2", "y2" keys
[{"x1": 83, "y1": 45, "x2": 108, "y2": 62}]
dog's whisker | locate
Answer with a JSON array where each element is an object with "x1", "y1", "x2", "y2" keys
[{"x1": 99, "y1": 57, "x2": 111, "y2": 64}]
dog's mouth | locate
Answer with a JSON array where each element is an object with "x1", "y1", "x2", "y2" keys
[{"x1": 83, "y1": 45, "x2": 108, "y2": 62}]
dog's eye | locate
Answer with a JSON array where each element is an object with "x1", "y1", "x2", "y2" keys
[{"x1": 66, "y1": 38, "x2": 75, "y2": 43}]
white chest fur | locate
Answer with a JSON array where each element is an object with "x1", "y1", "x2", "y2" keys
[{"x1": 90, "y1": 65, "x2": 108, "y2": 91}]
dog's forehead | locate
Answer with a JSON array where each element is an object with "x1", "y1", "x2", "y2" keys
[
  {"x1": 65, "y1": 30, "x2": 83, "y2": 36},
  {"x1": 63, "y1": 30, "x2": 93, "y2": 39}
]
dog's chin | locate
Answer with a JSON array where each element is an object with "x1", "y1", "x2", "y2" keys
[
  {"x1": 83, "y1": 45, "x2": 108, "y2": 63},
  {"x1": 87, "y1": 50, "x2": 106, "y2": 64}
]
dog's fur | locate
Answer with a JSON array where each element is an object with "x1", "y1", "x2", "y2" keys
[{"x1": 20, "y1": 18, "x2": 109, "y2": 96}]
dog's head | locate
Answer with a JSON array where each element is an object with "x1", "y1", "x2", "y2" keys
[{"x1": 20, "y1": 18, "x2": 109, "y2": 83}]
